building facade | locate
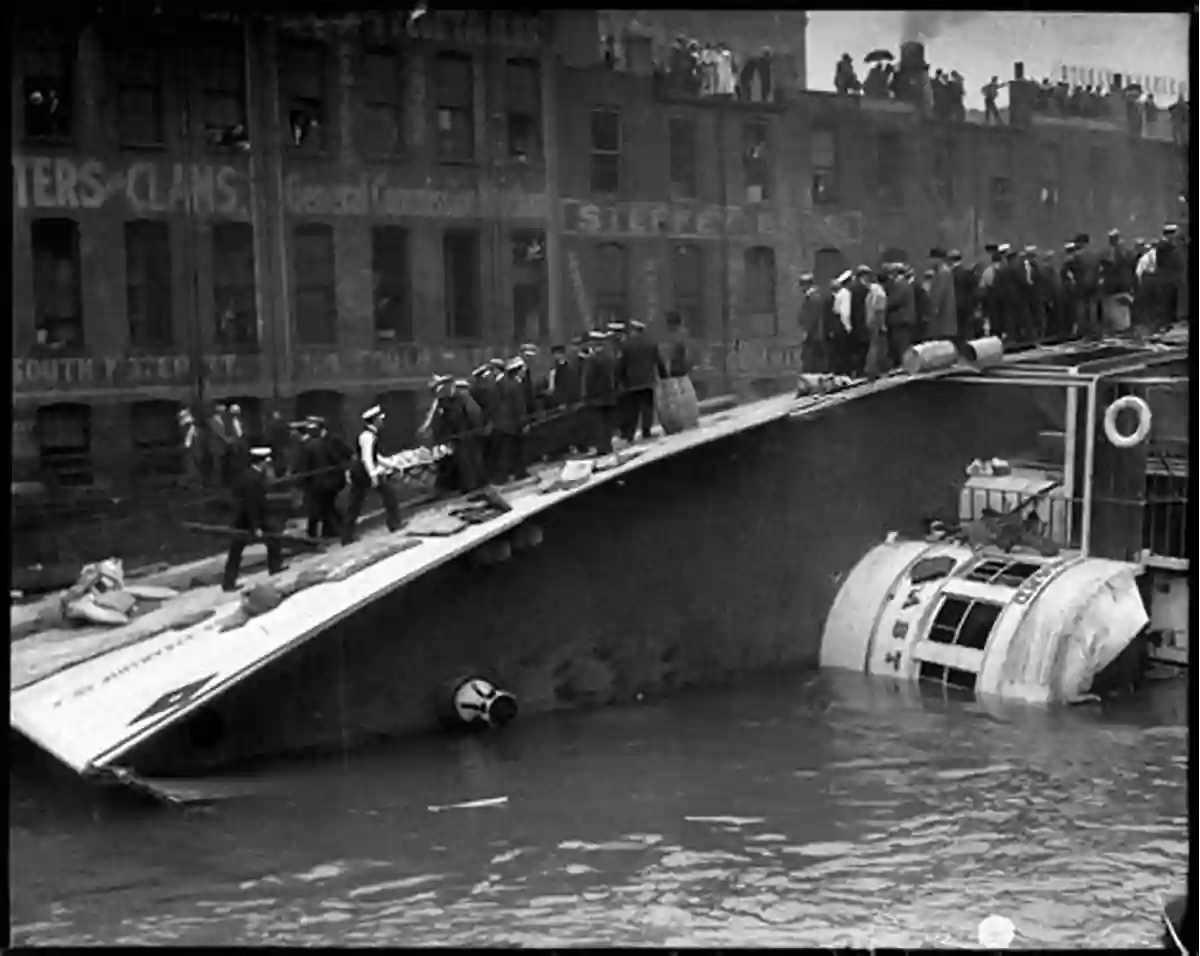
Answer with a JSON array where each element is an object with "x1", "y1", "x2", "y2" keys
[{"x1": 11, "y1": 8, "x2": 1184, "y2": 497}]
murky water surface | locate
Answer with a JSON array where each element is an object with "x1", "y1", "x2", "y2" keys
[{"x1": 10, "y1": 672, "x2": 1189, "y2": 947}]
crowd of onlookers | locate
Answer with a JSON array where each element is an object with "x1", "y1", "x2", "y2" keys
[
  {"x1": 650, "y1": 33, "x2": 781, "y2": 103},
  {"x1": 1026, "y1": 76, "x2": 1190, "y2": 141},
  {"x1": 794, "y1": 224, "x2": 1189, "y2": 380},
  {"x1": 834, "y1": 50, "x2": 968, "y2": 122}
]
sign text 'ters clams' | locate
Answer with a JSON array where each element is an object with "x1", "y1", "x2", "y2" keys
[{"x1": 12, "y1": 156, "x2": 247, "y2": 216}]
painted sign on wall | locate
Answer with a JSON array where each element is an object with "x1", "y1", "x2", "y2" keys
[
  {"x1": 294, "y1": 345, "x2": 520, "y2": 384},
  {"x1": 406, "y1": 9, "x2": 542, "y2": 50},
  {"x1": 13, "y1": 353, "x2": 260, "y2": 394},
  {"x1": 283, "y1": 172, "x2": 548, "y2": 220},
  {"x1": 12, "y1": 156, "x2": 246, "y2": 216},
  {"x1": 562, "y1": 199, "x2": 777, "y2": 240}
]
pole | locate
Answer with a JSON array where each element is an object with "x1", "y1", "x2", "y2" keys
[
  {"x1": 178, "y1": 26, "x2": 205, "y2": 414},
  {"x1": 717, "y1": 105, "x2": 731, "y2": 394},
  {"x1": 1079, "y1": 378, "x2": 1098, "y2": 557},
  {"x1": 540, "y1": 13, "x2": 562, "y2": 342},
  {"x1": 1062, "y1": 383, "x2": 1078, "y2": 547}
]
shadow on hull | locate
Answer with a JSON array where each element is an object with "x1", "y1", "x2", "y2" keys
[{"x1": 124, "y1": 381, "x2": 1069, "y2": 776}]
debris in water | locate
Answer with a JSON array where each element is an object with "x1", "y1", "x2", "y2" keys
[
  {"x1": 427, "y1": 795, "x2": 508, "y2": 813},
  {"x1": 684, "y1": 815, "x2": 765, "y2": 827}
]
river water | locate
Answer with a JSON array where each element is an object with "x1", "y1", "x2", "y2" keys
[{"x1": 10, "y1": 671, "x2": 1189, "y2": 948}]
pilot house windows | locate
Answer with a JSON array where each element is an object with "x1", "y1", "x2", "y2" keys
[{"x1": 927, "y1": 596, "x2": 1002, "y2": 651}]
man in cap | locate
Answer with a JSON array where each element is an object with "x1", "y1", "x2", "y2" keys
[
  {"x1": 1099, "y1": 228, "x2": 1136, "y2": 334},
  {"x1": 517, "y1": 343, "x2": 551, "y2": 463},
  {"x1": 947, "y1": 250, "x2": 975, "y2": 341},
  {"x1": 583, "y1": 328, "x2": 620, "y2": 453},
  {"x1": 1151, "y1": 223, "x2": 1183, "y2": 329},
  {"x1": 926, "y1": 247, "x2": 958, "y2": 344},
  {"x1": 883, "y1": 263, "x2": 917, "y2": 367},
  {"x1": 222, "y1": 446, "x2": 284, "y2": 591},
  {"x1": 861, "y1": 266, "x2": 890, "y2": 378},
  {"x1": 545, "y1": 342, "x2": 583, "y2": 457},
  {"x1": 298, "y1": 415, "x2": 348, "y2": 541},
  {"x1": 796, "y1": 274, "x2": 826, "y2": 373},
  {"x1": 1070, "y1": 232, "x2": 1102, "y2": 337},
  {"x1": 341, "y1": 403, "x2": 403, "y2": 545},
  {"x1": 847, "y1": 265, "x2": 875, "y2": 375},
  {"x1": 829, "y1": 271, "x2": 854, "y2": 374},
  {"x1": 616, "y1": 319, "x2": 662, "y2": 443},
  {"x1": 488, "y1": 358, "x2": 532, "y2": 481}
]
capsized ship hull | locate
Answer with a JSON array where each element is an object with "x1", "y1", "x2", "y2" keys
[{"x1": 120, "y1": 375, "x2": 1079, "y2": 776}]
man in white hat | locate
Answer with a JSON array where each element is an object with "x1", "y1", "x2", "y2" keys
[
  {"x1": 341, "y1": 403, "x2": 402, "y2": 545},
  {"x1": 222, "y1": 446, "x2": 284, "y2": 591}
]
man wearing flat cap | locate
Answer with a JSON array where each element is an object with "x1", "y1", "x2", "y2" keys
[
  {"x1": 484, "y1": 358, "x2": 531, "y2": 482},
  {"x1": 583, "y1": 327, "x2": 620, "y2": 454},
  {"x1": 927, "y1": 247, "x2": 958, "y2": 344},
  {"x1": 1150, "y1": 223, "x2": 1183, "y2": 330},
  {"x1": 616, "y1": 319, "x2": 662, "y2": 443},
  {"x1": 1068, "y1": 232, "x2": 1102, "y2": 337},
  {"x1": 298, "y1": 413, "x2": 349, "y2": 542},
  {"x1": 341, "y1": 403, "x2": 403, "y2": 544},
  {"x1": 221, "y1": 446, "x2": 285, "y2": 591}
]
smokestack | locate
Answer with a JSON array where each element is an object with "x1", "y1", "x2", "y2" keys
[{"x1": 1013, "y1": 61, "x2": 1024, "y2": 81}]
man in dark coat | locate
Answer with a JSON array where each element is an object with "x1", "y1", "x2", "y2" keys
[
  {"x1": 1070, "y1": 232, "x2": 1102, "y2": 337},
  {"x1": 222, "y1": 446, "x2": 284, "y2": 592},
  {"x1": 489, "y1": 359, "x2": 532, "y2": 482},
  {"x1": 545, "y1": 342, "x2": 582, "y2": 457},
  {"x1": 848, "y1": 265, "x2": 873, "y2": 375},
  {"x1": 926, "y1": 247, "x2": 958, "y2": 342},
  {"x1": 300, "y1": 415, "x2": 348, "y2": 541},
  {"x1": 884, "y1": 263, "x2": 918, "y2": 366},
  {"x1": 797, "y1": 274, "x2": 826, "y2": 373},
  {"x1": 616, "y1": 320, "x2": 661, "y2": 442},
  {"x1": 582, "y1": 329, "x2": 619, "y2": 455},
  {"x1": 949, "y1": 250, "x2": 976, "y2": 343}
]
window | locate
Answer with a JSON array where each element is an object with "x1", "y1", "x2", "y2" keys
[
  {"x1": 436, "y1": 52, "x2": 474, "y2": 163},
  {"x1": 293, "y1": 224, "x2": 337, "y2": 345},
  {"x1": 990, "y1": 176, "x2": 1013, "y2": 221},
  {"x1": 743, "y1": 119, "x2": 770, "y2": 201},
  {"x1": 506, "y1": 58, "x2": 541, "y2": 162},
  {"x1": 362, "y1": 48, "x2": 403, "y2": 156},
  {"x1": 672, "y1": 243, "x2": 703, "y2": 337},
  {"x1": 813, "y1": 247, "x2": 846, "y2": 288},
  {"x1": 372, "y1": 226, "x2": 411, "y2": 342},
  {"x1": 36, "y1": 403, "x2": 92, "y2": 486},
  {"x1": 962, "y1": 558, "x2": 1041, "y2": 587},
  {"x1": 918, "y1": 661, "x2": 978, "y2": 692},
  {"x1": 590, "y1": 108, "x2": 621, "y2": 194},
  {"x1": 125, "y1": 220, "x2": 173, "y2": 349},
  {"x1": 927, "y1": 597, "x2": 1002, "y2": 651},
  {"x1": 669, "y1": 116, "x2": 697, "y2": 198},
  {"x1": 280, "y1": 40, "x2": 327, "y2": 150},
  {"x1": 200, "y1": 30, "x2": 248, "y2": 148},
  {"x1": 1040, "y1": 142, "x2": 1061, "y2": 208},
  {"x1": 595, "y1": 242, "x2": 628, "y2": 327},
  {"x1": 212, "y1": 222, "x2": 258, "y2": 349},
  {"x1": 32, "y1": 219, "x2": 83, "y2": 352},
  {"x1": 444, "y1": 230, "x2": 481, "y2": 339},
  {"x1": 111, "y1": 32, "x2": 164, "y2": 146},
  {"x1": 811, "y1": 127, "x2": 837, "y2": 204},
  {"x1": 933, "y1": 136, "x2": 955, "y2": 205},
  {"x1": 744, "y1": 246, "x2": 777, "y2": 332},
  {"x1": 512, "y1": 231, "x2": 547, "y2": 342},
  {"x1": 130, "y1": 400, "x2": 183, "y2": 481},
  {"x1": 876, "y1": 132, "x2": 903, "y2": 204},
  {"x1": 378, "y1": 390, "x2": 419, "y2": 452},
  {"x1": 22, "y1": 28, "x2": 75, "y2": 140}
]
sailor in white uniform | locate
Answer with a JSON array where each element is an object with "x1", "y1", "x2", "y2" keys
[{"x1": 341, "y1": 405, "x2": 403, "y2": 545}]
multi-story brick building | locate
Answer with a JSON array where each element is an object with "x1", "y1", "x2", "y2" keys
[{"x1": 12, "y1": 7, "x2": 1185, "y2": 499}]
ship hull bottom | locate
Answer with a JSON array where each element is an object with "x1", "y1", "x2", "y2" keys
[{"x1": 113, "y1": 380, "x2": 1153, "y2": 777}]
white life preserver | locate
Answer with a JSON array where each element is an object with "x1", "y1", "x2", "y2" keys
[{"x1": 1104, "y1": 395, "x2": 1152, "y2": 449}]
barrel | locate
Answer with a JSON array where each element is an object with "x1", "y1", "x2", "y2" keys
[
  {"x1": 901, "y1": 339, "x2": 960, "y2": 375},
  {"x1": 656, "y1": 376, "x2": 700, "y2": 434},
  {"x1": 962, "y1": 336, "x2": 1005, "y2": 368}
]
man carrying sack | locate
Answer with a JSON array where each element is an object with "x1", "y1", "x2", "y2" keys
[{"x1": 655, "y1": 312, "x2": 699, "y2": 434}]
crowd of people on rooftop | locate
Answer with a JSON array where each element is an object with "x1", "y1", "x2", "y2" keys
[{"x1": 795, "y1": 223, "x2": 1188, "y2": 381}]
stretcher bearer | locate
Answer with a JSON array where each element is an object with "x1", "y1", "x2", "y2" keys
[
  {"x1": 341, "y1": 404, "x2": 403, "y2": 545},
  {"x1": 222, "y1": 447, "x2": 284, "y2": 592}
]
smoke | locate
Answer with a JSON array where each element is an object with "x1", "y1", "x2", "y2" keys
[{"x1": 900, "y1": 11, "x2": 986, "y2": 44}]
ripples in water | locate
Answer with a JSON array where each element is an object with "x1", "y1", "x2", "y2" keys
[{"x1": 10, "y1": 671, "x2": 1189, "y2": 947}]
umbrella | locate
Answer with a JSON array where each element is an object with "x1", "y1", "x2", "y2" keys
[{"x1": 865, "y1": 49, "x2": 895, "y2": 63}]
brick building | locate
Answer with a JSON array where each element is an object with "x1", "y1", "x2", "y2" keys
[{"x1": 11, "y1": 7, "x2": 1184, "y2": 499}]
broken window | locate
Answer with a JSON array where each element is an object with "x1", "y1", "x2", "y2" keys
[
  {"x1": 933, "y1": 135, "x2": 955, "y2": 205},
  {"x1": 506, "y1": 58, "x2": 541, "y2": 162},
  {"x1": 595, "y1": 242, "x2": 627, "y2": 326},
  {"x1": 811, "y1": 127, "x2": 837, "y2": 204},
  {"x1": 743, "y1": 119, "x2": 770, "y2": 201},
  {"x1": 876, "y1": 131, "x2": 903, "y2": 205},
  {"x1": 362, "y1": 48, "x2": 403, "y2": 156},
  {"x1": 372, "y1": 226, "x2": 411, "y2": 342},
  {"x1": 444, "y1": 230, "x2": 481, "y2": 339},
  {"x1": 293, "y1": 223, "x2": 337, "y2": 345},
  {"x1": 512, "y1": 230, "x2": 547, "y2": 342},
  {"x1": 669, "y1": 115, "x2": 697, "y2": 198},
  {"x1": 744, "y1": 246, "x2": 777, "y2": 326},
  {"x1": 199, "y1": 29, "x2": 248, "y2": 149},
  {"x1": 672, "y1": 243, "x2": 703, "y2": 337},
  {"x1": 280, "y1": 39, "x2": 327, "y2": 150},
  {"x1": 125, "y1": 219, "x2": 173, "y2": 349},
  {"x1": 36, "y1": 403, "x2": 92, "y2": 486},
  {"x1": 590, "y1": 108, "x2": 621, "y2": 194},
  {"x1": 435, "y1": 51, "x2": 474, "y2": 163},
  {"x1": 927, "y1": 596, "x2": 1002, "y2": 651},
  {"x1": 32, "y1": 218, "x2": 83, "y2": 352},
  {"x1": 22, "y1": 27, "x2": 75, "y2": 140},
  {"x1": 130, "y1": 399, "x2": 183, "y2": 481},
  {"x1": 212, "y1": 222, "x2": 258, "y2": 349},
  {"x1": 111, "y1": 31, "x2": 164, "y2": 146}
]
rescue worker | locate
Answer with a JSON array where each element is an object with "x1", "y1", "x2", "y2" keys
[
  {"x1": 433, "y1": 378, "x2": 487, "y2": 492},
  {"x1": 1060, "y1": 241, "x2": 1081, "y2": 337},
  {"x1": 884, "y1": 263, "x2": 917, "y2": 366},
  {"x1": 341, "y1": 404, "x2": 403, "y2": 545},
  {"x1": 583, "y1": 328, "x2": 620, "y2": 454},
  {"x1": 221, "y1": 446, "x2": 284, "y2": 592},
  {"x1": 927, "y1": 247, "x2": 958, "y2": 345},
  {"x1": 658, "y1": 311, "x2": 698, "y2": 434},
  {"x1": 265, "y1": 409, "x2": 292, "y2": 479},
  {"x1": 830, "y1": 271, "x2": 855, "y2": 374},
  {"x1": 518, "y1": 343, "x2": 550, "y2": 463},
  {"x1": 299, "y1": 415, "x2": 347, "y2": 541},
  {"x1": 797, "y1": 273, "x2": 826, "y2": 373},
  {"x1": 207, "y1": 402, "x2": 230, "y2": 488},
  {"x1": 863, "y1": 267, "x2": 890, "y2": 378},
  {"x1": 178, "y1": 408, "x2": 203, "y2": 488},
  {"x1": 545, "y1": 342, "x2": 582, "y2": 457},
  {"x1": 616, "y1": 319, "x2": 660, "y2": 442},
  {"x1": 492, "y1": 359, "x2": 532, "y2": 481}
]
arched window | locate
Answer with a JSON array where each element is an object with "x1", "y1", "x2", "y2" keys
[{"x1": 35, "y1": 402, "x2": 93, "y2": 486}]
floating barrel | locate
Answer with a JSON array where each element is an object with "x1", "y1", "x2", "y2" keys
[
  {"x1": 820, "y1": 537, "x2": 1149, "y2": 704},
  {"x1": 435, "y1": 675, "x2": 519, "y2": 732},
  {"x1": 901, "y1": 339, "x2": 960, "y2": 374}
]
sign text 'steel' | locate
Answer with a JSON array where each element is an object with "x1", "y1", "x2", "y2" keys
[{"x1": 12, "y1": 156, "x2": 247, "y2": 216}]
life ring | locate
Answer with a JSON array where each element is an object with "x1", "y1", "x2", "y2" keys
[{"x1": 1104, "y1": 395, "x2": 1152, "y2": 449}]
